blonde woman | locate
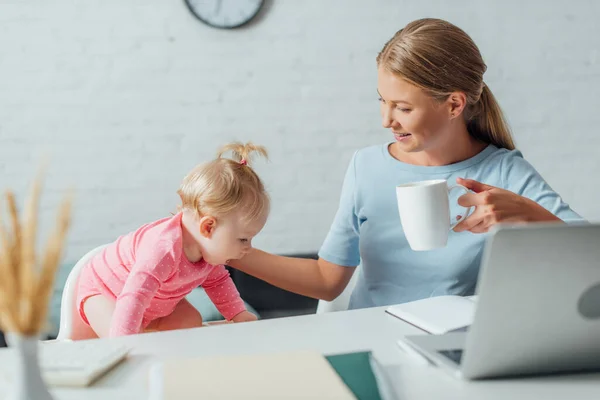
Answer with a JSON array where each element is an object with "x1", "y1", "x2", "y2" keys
[
  {"x1": 74, "y1": 143, "x2": 268, "y2": 338},
  {"x1": 230, "y1": 19, "x2": 583, "y2": 309}
]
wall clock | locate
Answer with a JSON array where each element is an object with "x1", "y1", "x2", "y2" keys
[{"x1": 184, "y1": 0, "x2": 265, "y2": 29}]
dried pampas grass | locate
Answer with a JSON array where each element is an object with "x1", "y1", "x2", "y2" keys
[{"x1": 0, "y1": 171, "x2": 71, "y2": 336}]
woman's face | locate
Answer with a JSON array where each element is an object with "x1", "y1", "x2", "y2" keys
[{"x1": 377, "y1": 67, "x2": 454, "y2": 154}]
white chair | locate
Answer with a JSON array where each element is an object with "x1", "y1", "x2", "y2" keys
[
  {"x1": 316, "y1": 264, "x2": 361, "y2": 314},
  {"x1": 56, "y1": 244, "x2": 108, "y2": 340}
]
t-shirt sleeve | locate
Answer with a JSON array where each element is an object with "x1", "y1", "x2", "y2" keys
[
  {"x1": 318, "y1": 152, "x2": 361, "y2": 267},
  {"x1": 202, "y1": 265, "x2": 246, "y2": 320},
  {"x1": 501, "y1": 150, "x2": 584, "y2": 223},
  {"x1": 109, "y1": 241, "x2": 175, "y2": 337}
]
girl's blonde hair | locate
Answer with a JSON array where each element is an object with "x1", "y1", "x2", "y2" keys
[
  {"x1": 376, "y1": 18, "x2": 515, "y2": 150},
  {"x1": 177, "y1": 142, "x2": 269, "y2": 222}
]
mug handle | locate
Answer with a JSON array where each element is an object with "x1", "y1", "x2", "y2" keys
[{"x1": 448, "y1": 184, "x2": 473, "y2": 230}]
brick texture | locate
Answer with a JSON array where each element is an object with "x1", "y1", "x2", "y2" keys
[{"x1": 0, "y1": 0, "x2": 598, "y2": 261}]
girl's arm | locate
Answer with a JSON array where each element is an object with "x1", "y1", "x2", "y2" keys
[
  {"x1": 110, "y1": 246, "x2": 175, "y2": 337},
  {"x1": 202, "y1": 265, "x2": 247, "y2": 320}
]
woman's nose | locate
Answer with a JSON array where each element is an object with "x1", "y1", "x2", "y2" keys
[{"x1": 381, "y1": 106, "x2": 394, "y2": 128}]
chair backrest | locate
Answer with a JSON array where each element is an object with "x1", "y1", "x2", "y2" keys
[
  {"x1": 316, "y1": 264, "x2": 361, "y2": 314},
  {"x1": 56, "y1": 244, "x2": 108, "y2": 340}
]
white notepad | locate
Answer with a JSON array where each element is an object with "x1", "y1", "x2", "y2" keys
[
  {"x1": 386, "y1": 295, "x2": 477, "y2": 335},
  {"x1": 148, "y1": 351, "x2": 356, "y2": 400}
]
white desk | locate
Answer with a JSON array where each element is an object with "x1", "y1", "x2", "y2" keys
[{"x1": 1, "y1": 307, "x2": 599, "y2": 399}]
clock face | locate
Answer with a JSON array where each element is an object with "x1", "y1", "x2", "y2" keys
[{"x1": 185, "y1": 0, "x2": 265, "y2": 29}]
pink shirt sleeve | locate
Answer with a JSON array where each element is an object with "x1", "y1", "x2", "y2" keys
[
  {"x1": 202, "y1": 265, "x2": 246, "y2": 320},
  {"x1": 109, "y1": 243, "x2": 175, "y2": 337}
]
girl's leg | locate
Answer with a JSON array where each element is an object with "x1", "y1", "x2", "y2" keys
[
  {"x1": 150, "y1": 298, "x2": 204, "y2": 332},
  {"x1": 84, "y1": 296, "x2": 203, "y2": 336},
  {"x1": 82, "y1": 294, "x2": 116, "y2": 338},
  {"x1": 70, "y1": 304, "x2": 100, "y2": 341}
]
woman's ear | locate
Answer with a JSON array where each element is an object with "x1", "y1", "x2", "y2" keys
[
  {"x1": 447, "y1": 91, "x2": 467, "y2": 119},
  {"x1": 199, "y1": 216, "x2": 217, "y2": 238}
]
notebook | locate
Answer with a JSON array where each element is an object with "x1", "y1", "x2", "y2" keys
[
  {"x1": 149, "y1": 351, "x2": 357, "y2": 399},
  {"x1": 386, "y1": 295, "x2": 478, "y2": 335},
  {"x1": 326, "y1": 352, "x2": 386, "y2": 400}
]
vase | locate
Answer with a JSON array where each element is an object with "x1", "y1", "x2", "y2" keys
[{"x1": 5, "y1": 333, "x2": 54, "y2": 400}]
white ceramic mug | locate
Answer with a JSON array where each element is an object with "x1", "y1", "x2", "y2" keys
[{"x1": 396, "y1": 179, "x2": 473, "y2": 251}]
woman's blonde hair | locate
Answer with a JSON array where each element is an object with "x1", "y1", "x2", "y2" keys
[
  {"x1": 376, "y1": 18, "x2": 515, "y2": 150},
  {"x1": 177, "y1": 142, "x2": 269, "y2": 222}
]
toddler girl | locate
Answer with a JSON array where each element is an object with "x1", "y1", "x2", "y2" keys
[{"x1": 74, "y1": 142, "x2": 269, "y2": 338}]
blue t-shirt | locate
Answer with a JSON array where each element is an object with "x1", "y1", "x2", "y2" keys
[{"x1": 318, "y1": 143, "x2": 583, "y2": 309}]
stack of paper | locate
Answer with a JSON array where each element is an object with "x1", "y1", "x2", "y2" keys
[{"x1": 386, "y1": 295, "x2": 477, "y2": 334}]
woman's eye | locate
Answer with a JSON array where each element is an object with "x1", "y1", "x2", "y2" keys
[
  {"x1": 378, "y1": 97, "x2": 385, "y2": 103},
  {"x1": 397, "y1": 108, "x2": 411, "y2": 113},
  {"x1": 239, "y1": 239, "x2": 248, "y2": 243}
]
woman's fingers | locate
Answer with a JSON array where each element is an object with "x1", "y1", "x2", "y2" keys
[
  {"x1": 456, "y1": 177, "x2": 495, "y2": 193},
  {"x1": 453, "y1": 208, "x2": 484, "y2": 232}
]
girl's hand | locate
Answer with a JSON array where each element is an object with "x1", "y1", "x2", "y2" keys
[
  {"x1": 231, "y1": 310, "x2": 258, "y2": 323},
  {"x1": 453, "y1": 178, "x2": 561, "y2": 234}
]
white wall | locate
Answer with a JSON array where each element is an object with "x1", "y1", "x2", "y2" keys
[{"x1": 1, "y1": 0, "x2": 599, "y2": 261}]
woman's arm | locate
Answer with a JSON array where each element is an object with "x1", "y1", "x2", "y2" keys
[
  {"x1": 453, "y1": 178, "x2": 563, "y2": 233},
  {"x1": 228, "y1": 249, "x2": 356, "y2": 301},
  {"x1": 230, "y1": 152, "x2": 361, "y2": 301},
  {"x1": 453, "y1": 150, "x2": 584, "y2": 233}
]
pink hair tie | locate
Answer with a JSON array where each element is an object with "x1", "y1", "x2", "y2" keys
[{"x1": 239, "y1": 159, "x2": 247, "y2": 166}]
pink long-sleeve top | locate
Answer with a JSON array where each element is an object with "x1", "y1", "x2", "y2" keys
[{"x1": 83, "y1": 212, "x2": 246, "y2": 337}]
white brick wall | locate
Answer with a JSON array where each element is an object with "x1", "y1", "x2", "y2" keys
[{"x1": 1, "y1": 0, "x2": 599, "y2": 262}]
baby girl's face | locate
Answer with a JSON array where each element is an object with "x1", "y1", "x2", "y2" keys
[{"x1": 202, "y1": 210, "x2": 268, "y2": 266}]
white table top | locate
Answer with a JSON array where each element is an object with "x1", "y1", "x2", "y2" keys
[{"x1": 2, "y1": 307, "x2": 600, "y2": 399}]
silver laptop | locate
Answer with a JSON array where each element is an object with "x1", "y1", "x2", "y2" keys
[{"x1": 402, "y1": 223, "x2": 600, "y2": 380}]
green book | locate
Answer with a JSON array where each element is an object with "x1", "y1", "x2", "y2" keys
[{"x1": 326, "y1": 351, "x2": 388, "y2": 400}]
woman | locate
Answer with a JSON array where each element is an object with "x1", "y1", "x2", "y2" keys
[{"x1": 229, "y1": 18, "x2": 583, "y2": 309}]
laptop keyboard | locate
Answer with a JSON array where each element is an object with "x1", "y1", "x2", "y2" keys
[{"x1": 438, "y1": 349, "x2": 464, "y2": 365}]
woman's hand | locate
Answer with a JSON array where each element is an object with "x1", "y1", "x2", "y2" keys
[
  {"x1": 231, "y1": 310, "x2": 258, "y2": 323},
  {"x1": 453, "y1": 178, "x2": 562, "y2": 234}
]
